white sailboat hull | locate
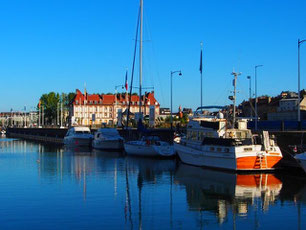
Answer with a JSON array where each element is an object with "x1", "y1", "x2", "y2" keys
[{"x1": 124, "y1": 141, "x2": 175, "y2": 157}]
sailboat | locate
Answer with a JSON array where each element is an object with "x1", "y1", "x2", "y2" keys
[{"x1": 123, "y1": 0, "x2": 175, "y2": 157}]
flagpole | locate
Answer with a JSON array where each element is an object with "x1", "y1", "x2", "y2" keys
[{"x1": 200, "y1": 42, "x2": 203, "y2": 111}]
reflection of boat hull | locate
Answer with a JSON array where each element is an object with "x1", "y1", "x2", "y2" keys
[
  {"x1": 64, "y1": 137, "x2": 92, "y2": 147},
  {"x1": 175, "y1": 143, "x2": 282, "y2": 171},
  {"x1": 124, "y1": 142, "x2": 174, "y2": 157},
  {"x1": 124, "y1": 142, "x2": 160, "y2": 157},
  {"x1": 295, "y1": 153, "x2": 306, "y2": 173},
  {"x1": 175, "y1": 163, "x2": 282, "y2": 200},
  {"x1": 92, "y1": 139, "x2": 123, "y2": 150}
]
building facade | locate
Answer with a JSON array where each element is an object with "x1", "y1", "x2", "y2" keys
[
  {"x1": 70, "y1": 89, "x2": 160, "y2": 126},
  {"x1": 0, "y1": 111, "x2": 38, "y2": 128}
]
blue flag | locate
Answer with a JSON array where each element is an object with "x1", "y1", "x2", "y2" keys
[{"x1": 199, "y1": 49, "x2": 203, "y2": 74}]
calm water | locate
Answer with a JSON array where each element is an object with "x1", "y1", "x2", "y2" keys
[{"x1": 0, "y1": 138, "x2": 305, "y2": 230}]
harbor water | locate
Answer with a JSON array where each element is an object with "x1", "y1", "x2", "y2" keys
[{"x1": 0, "y1": 138, "x2": 305, "y2": 230}]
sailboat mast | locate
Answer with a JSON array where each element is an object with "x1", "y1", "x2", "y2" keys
[{"x1": 139, "y1": 0, "x2": 143, "y2": 116}]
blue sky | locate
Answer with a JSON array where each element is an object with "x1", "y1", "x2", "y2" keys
[{"x1": 0, "y1": 0, "x2": 305, "y2": 112}]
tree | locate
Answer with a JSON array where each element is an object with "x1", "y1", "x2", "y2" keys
[{"x1": 39, "y1": 92, "x2": 60, "y2": 125}]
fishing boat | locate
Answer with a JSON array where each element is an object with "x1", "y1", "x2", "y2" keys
[
  {"x1": 92, "y1": 128, "x2": 124, "y2": 150},
  {"x1": 64, "y1": 126, "x2": 93, "y2": 147},
  {"x1": 295, "y1": 152, "x2": 306, "y2": 174},
  {"x1": 123, "y1": 0, "x2": 175, "y2": 157},
  {"x1": 174, "y1": 72, "x2": 283, "y2": 171}
]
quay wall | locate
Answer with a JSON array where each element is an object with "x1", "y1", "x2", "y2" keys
[
  {"x1": 6, "y1": 127, "x2": 174, "y2": 144},
  {"x1": 6, "y1": 128, "x2": 67, "y2": 144}
]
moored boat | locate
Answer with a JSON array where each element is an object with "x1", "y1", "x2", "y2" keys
[
  {"x1": 92, "y1": 128, "x2": 124, "y2": 150},
  {"x1": 64, "y1": 127, "x2": 93, "y2": 147},
  {"x1": 174, "y1": 112, "x2": 283, "y2": 171},
  {"x1": 124, "y1": 136, "x2": 175, "y2": 157}
]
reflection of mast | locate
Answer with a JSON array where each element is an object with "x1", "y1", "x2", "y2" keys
[
  {"x1": 125, "y1": 159, "x2": 133, "y2": 229},
  {"x1": 83, "y1": 159, "x2": 87, "y2": 201},
  {"x1": 137, "y1": 172, "x2": 143, "y2": 230},
  {"x1": 298, "y1": 201, "x2": 301, "y2": 230},
  {"x1": 114, "y1": 160, "x2": 117, "y2": 197},
  {"x1": 170, "y1": 171, "x2": 173, "y2": 228}
]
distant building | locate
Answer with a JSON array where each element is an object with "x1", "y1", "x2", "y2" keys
[
  {"x1": 268, "y1": 95, "x2": 306, "y2": 121},
  {"x1": 240, "y1": 96, "x2": 279, "y2": 120},
  {"x1": 239, "y1": 90, "x2": 306, "y2": 121},
  {"x1": 278, "y1": 98, "x2": 298, "y2": 112},
  {"x1": 0, "y1": 111, "x2": 38, "y2": 127},
  {"x1": 69, "y1": 89, "x2": 160, "y2": 126},
  {"x1": 182, "y1": 108, "x2": 193, "y2": 116},
  {"x1": 159, "y1": 108, "x2": 170, "y2": 115}
]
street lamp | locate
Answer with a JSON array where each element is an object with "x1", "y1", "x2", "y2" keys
[
  {"x1": 247, "y1": 76, "x2": 252, "y2": 117},
  {"x1": 170, "y1": 70, "x2": 182, "y2": 129},
  {"x1": 255, "y1": 65, "x2": 263, "y2": 131},
  {"x1": 298, "y1": 39, "x2": 306, "y2": 125}
]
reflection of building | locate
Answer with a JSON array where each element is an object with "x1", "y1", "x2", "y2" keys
[
  {"x1": 69, "y1": 89, "x2": 160, "y2": 126},
  {"x1": 174, "y1": 164, "x2": 282, "y2": 224}
]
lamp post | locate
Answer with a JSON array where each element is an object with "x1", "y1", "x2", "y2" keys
[
  {"x1": 298, "y1": 39, "x2": 306, "y2": 124},
  {"x1": 247, "y1": 76, "x2": 252, "y2": 117},
  {"x1": 255, "y1": 65, "x2": 263, "y2": 131},
  {"x1": 170, "y1": 70, "x2": 182, "y2": 129}
]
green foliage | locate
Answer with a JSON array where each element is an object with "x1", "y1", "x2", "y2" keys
[
  {"x1": 39, "y1": 92, "x2": 60, "y2": 124},
  {"x1": 67, "y1": 92, "x2": 76, "y2": 105},
  {"x1": 38, "y1": 91, "x2": 76, "y2": 125}
]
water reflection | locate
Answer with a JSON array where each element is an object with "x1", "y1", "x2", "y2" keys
[
  {"x1": 174, "y1": 163, "x2": 306, "y2": 227},
  {"x1": 0, "y1": 138, "x2": 305, "y2": 230}
]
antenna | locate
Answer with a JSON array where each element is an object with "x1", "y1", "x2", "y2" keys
[{"x1": 230, "y1": 71, "x2": 241, "y2": 128}]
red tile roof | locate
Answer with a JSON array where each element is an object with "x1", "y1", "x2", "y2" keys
[{"x1": 72, "y1": 89, "x2": 159, "y2": 106}]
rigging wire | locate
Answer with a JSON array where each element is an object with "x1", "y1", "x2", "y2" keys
[
  {"x1": 143, "y1": 7, "x2": 165, "y2": 106},
  {"x1": 126, "y1": 6, "x2": 141, "y2": 130}
]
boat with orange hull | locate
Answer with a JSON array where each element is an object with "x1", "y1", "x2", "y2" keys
[
  {"x1": 174, "y1": 110, "x2": 283, "y2": 171},
  {"x1": 175, "y1": 71, "x2": 283, "y2": 171}
]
